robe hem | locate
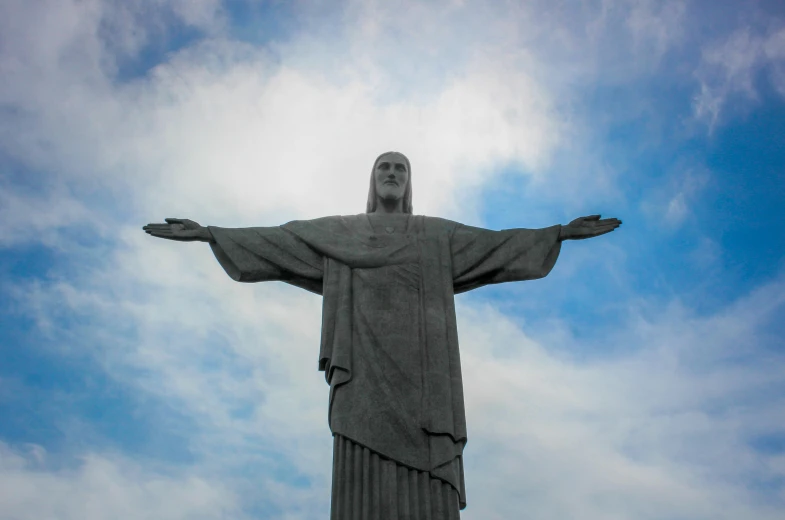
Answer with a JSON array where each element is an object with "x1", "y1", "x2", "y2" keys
[{"x1": 331, "y1": 431, "x2": 466, "y2": 509}]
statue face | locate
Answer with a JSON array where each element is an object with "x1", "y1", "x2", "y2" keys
[{"x1": 374, "y1": 153, "x2": 409, "y2": 203}]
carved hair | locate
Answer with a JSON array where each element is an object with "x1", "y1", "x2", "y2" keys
[{"x1": 366, "y1": 151, "x2": 413, "y2": 214}]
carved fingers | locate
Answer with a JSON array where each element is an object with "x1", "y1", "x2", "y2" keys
[
  {"x1": 165, "y1": 218, "x2": 201, "y2": 229},
  {"x1": 590, "y1": 217, "x2": 622, "y2": 234},
  {"x1": 143, "y1": 223, "x2": 179, "y2": 240},
  {"x1": 564, "y1": 215, "x2": 622, "y2": 240},
  {"x1": 588, "y1": 220, "x2": 621, "y2": 237},
  {"x1": 143, "y1": 218, "x2": 203, "y2": 241}
]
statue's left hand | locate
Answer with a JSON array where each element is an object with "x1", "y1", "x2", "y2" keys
[
  {"x1": 559, "y1": 215, "x2": 622, "y2": 241},
  {"x1": 143, "y1": 218, "x2": 213, "y2": 242}
]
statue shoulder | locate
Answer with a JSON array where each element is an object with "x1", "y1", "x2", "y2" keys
[
  {"x1": 420, "y1": 215, "x2": 461, "y2": 234},
  {"x1": 282, "y1": 214, "x2": 369, "y2": 239},
  {"x1": 283, "y1": 214, "x2": 347, "y2": 229},
  {"x1": 283, "y1": 214, "x2": 461, "y2": 237}
]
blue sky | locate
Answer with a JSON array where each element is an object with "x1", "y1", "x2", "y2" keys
[{"x1": 1, "y1": 1, "x2": 784, "y2": 519}]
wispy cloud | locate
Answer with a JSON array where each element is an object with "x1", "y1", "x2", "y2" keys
[
  {"x1": 640, "y1": 163, "x2": 711, "y2": 228},
  {"x1": 457, "y1": 278, "x2": 785, "y2": 520},
  {"x1": 9, "y1": 231, "x2": 784, "y2": 518},
  {"x1": 1, "y1": 0, "x2": 783, "y2": 519},
  {"x1": 0, "y1": 441, "x2": 244, "y2": 520},
  {"x1": 694, "y1": 23, "x2": 785, "y2": 130}
]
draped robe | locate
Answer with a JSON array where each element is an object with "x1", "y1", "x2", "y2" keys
[{"x1": 207, "y1": 214, "x2": 562, "y2": 516}]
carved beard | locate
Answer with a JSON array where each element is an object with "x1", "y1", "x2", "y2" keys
[{"x1": 366, "y1": 152, "x2": 413, "y2": 214}]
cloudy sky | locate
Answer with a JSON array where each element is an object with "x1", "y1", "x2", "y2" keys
[{"x1": 1, "y1": 0, "x2": 784, "y2": 518}]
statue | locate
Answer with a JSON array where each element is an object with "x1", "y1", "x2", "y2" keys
[{"x1": 143, "y1": 152, "x2": 621, "y2": 519}]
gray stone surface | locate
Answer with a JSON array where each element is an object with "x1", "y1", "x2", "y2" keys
[{"x1": 143, "y1": 151, "x2": 621, "y2": 518}]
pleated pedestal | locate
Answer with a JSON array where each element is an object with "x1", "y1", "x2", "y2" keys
[{"x1": 331, "y1": 434, "x2": 461, "y2": 520}]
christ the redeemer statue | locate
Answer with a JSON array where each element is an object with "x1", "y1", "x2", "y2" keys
[{"x1": 144, "y1": 151, "x2": 621, "y2": 520}]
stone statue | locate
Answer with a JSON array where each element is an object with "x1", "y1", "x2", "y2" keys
[{"x1": 143, "y1": 151, "x2": 621, "y2": 519}]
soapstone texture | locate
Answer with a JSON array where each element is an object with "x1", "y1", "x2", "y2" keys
[{"x1": 142, "y1": 151, "x2": 621, "y2": 519}]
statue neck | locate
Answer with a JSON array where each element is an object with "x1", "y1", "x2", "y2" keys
[{"x1": 374, "y1": 196, "x2": 405, "y2": 214}]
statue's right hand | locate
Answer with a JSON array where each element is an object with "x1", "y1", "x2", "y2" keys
[{"x1": 143, "y1": 218, "x2": 213, "y2": 242}]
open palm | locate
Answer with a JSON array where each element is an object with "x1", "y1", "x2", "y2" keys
[
  {"x1": 560, "y1": 215, "x2": 622, "y2": 240},
  {"x1": 143, "y1": 218, "x2": 211, "y2": 242}
]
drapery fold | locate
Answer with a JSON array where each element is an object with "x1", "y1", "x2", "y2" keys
[
  {"x1": 332, "y1": 434, "x2": 461, "y2": 520},
  {"x1": 208, "y1": 215, "x2": 563, "y2": 513}
]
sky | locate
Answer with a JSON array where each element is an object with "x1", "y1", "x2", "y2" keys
[{"x1": 0, "y1": 0, "x2": 784, "y2": 519}]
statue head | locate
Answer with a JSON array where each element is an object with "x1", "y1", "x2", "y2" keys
[{"x1": 366, "y1": 151, "x2": 413, "y2": 214}]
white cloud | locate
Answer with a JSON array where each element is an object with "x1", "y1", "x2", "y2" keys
[
  {"x1": 2, "y1": 0, "x2": 782, "y2": 519},
  {"x1": 694, "y1": 24, "x2": 785, "y2": 129},
  {"x1": 11, "y1": 236, "x2": 785, "y2": 518},
  {"x1": 639, "y1": 164, "x2": 710, "y2": 229},
  {"x1": 0, "y1": 441, "x2": 244, "y2": 520},
  {"x1": 0, "y1": 6, "x2": 565, "y2": 229},
  {"x1": 0, "y1": 0, "x2": 694, "y2": 232},
  {"x1": 625, "y1": 0, "x2": 686, "y2": 62},
  {"x1": 118, "y1": 51, "x2": 563, "y2": 223},
  {"x1": 0, "y1": 182, "x2": 93, "y2": 247},
  {"x1": 455, "y1": 284, "x2": 785, "y2": 520}
]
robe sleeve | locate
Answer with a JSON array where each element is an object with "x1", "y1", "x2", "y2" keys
[
  {"x1": 450, "y1": 223, "x2": 562, "y2": 294},
  {"x1": 208, "y1": 226, "x2": 324, "y2": 295}
]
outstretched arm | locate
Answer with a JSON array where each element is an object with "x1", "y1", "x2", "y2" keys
[
  {"x1": 450, "y1": 214, "x2": 621, "y2": 293},
  {"x1": 451, "y1": 223, "x2": 563, "y2": 293},
  {"x1": 558, "y1": 215, "x2": 621, "y2": 241},
  {"x1": 143, "y1": 218, "x2": 214, "y2": 242},
  {"x1": 143, "y1": 218, "x2": 323, "y2": 293}
]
